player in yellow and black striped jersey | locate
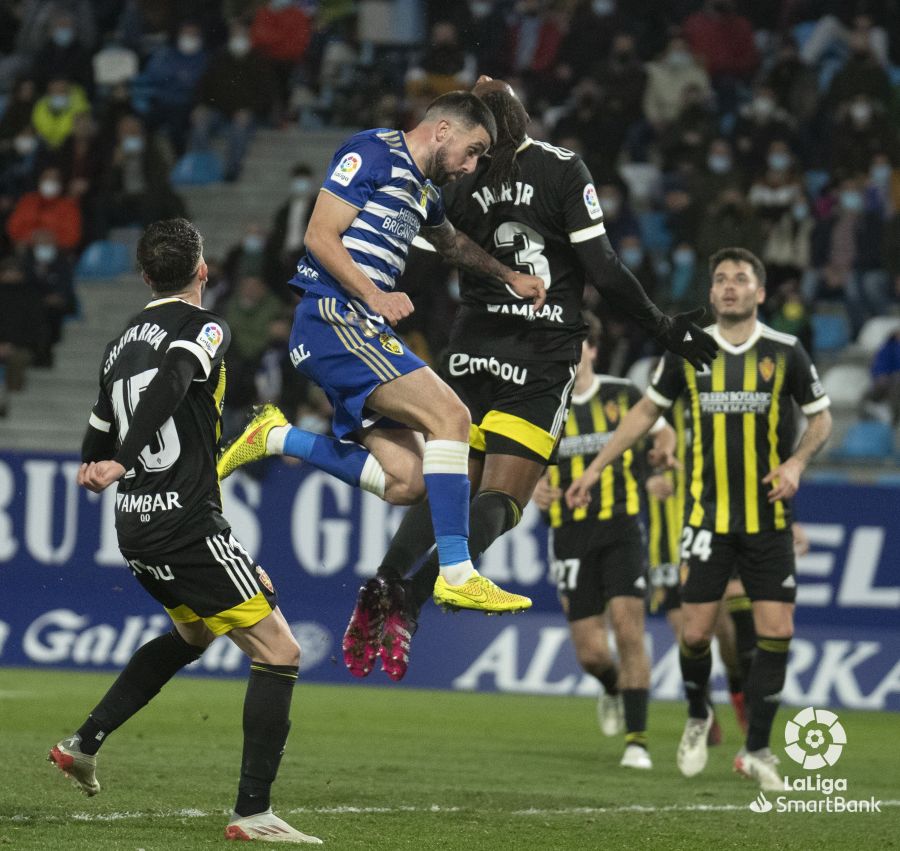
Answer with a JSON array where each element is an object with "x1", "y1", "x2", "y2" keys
[
  {"x1": 566, "y1": 247, "x2": 832, "y2": 791},
  {"x1": 533, "y1": 314, "x2": 674, "y2": 771}
]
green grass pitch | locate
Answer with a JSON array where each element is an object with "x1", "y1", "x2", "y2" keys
[{"x1": 2, "y1": 668, "x2": 897, "y2": 850}]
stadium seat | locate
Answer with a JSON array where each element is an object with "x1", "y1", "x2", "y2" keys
[
  {"x1": 626, "y1": 356, "x2": 657, "y2": 392},
  {"x1": 170, "y1": 151, "x2": 223, "y2": 186},
  {"x1": 811, "y1": 313, "x2": 850, "y2": 353},
  {"x1": 74, "y1": 240, "x2": 132, "y2": 279},
  {"x1": 856, "y1": 316, "x2": 900, "y2": 355},
  {"x1": 831, "y1": 420, "x2": 893, "y2": 460},
  {"x1": 821, "y1": 364, "x2": 871, "y2": 407}
]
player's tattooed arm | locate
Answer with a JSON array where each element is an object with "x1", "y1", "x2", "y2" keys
[{"x1": 423, "y1": 220, "x2": 547, "y2": 311}]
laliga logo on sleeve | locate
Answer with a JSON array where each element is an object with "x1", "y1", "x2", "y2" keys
[
  {"x1": 784, "y1": 706, "x2": 846, "y2": 770},
  {"x1": 331, "y1": 152, "x2": 362, "y2": 186}
]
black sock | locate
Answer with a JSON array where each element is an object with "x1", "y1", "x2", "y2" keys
[
  {"x1": 745, "y1": 637, "x2": 790, "y2": 752},
  {"x1": 680, "y1": 641, "x2": 712, "y2": 719},
  {"x1": 597, "y1": 664, "x2": 619, "y2": 696},
  {"x1": 728, "y1": 674, "x2": 744, "y2": 695},
  {"x1": 76, "y1": 629, "x2": 204, "y2": 755},
  {"x1": 376, "y1": 499, "x2": 434, "y2": 584},
  {"x1": 622, "y1": 689, "x2": 649, "y2": 748},
  {"x1": 409, "y1": 490, "x2": 522, "y2": 613},
  {"x1": 235, "y1": 662, "x2": 298, "y2": 818},
  {"x1": 728, "y1": 596, "x2": 756, "y2": 683}
]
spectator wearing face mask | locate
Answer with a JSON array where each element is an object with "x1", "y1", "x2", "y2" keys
[
  {"x1": 642, "y1": 37, "x2": 711, "y2": 133},
  {"x1": 0, "y1": 129, "x2": 41, "y2": 212},
  {"x1": 14, "y1": 0, "x2": 97, "y2": 57},
  {"x1": 866, "y1": 153, "x2": 898, "y2": 217},
  {"x1": 225, "y1": 223, "x2": 269, "y2": 288},
  {"x1": 24, "y1": 229, "x2": 76, "y2": 365},
  {"x1": 808, "y1": 175, "x2": 889, "y2": 334},
  {"x1": 189, "y1": 19, "x2": 277, "y2": 182},
  {"x1": 36, "y1": 112, "x2": 103, "y2": 215},
  {"x1": 689, "y1": 137, "x2": 745, "y2": 212},
  {"x1": 250, "y1": 0, "x2": 314, "y2": 111},
  {"x1": 6, "y1": 165, "x2": 82, "y2": 250},
  {"x1": 31, "y1": 9, "x2": 94, "y2": 92},
  {"x1": 732, "y1": 84, "x2": 797, "y2": 175},
  {"x1": 682, "y1": 0, "x2": 759, "y2": 81},
  {"x1": 748, "y1": 140, "x2": 803, "y2": 225},
  {"x1": 0, "y1": 78, "x2": 39, "y2": 144},
  {"x1": 696, "y1": 187, "x2": 764, "y2": 261},
  {"x1": 0, "y1": 256, "x2": 46, "y2": 415},
  {"x1": 592, "y1": 181, "x2": 639, "y2": 251},
  {"x1": 131, "y1": 22, "x2": 209, "y2": 154},
  {"x1": 827, "y1": 32, "x2": 893, "y2": 107},
  {"x1": 265, "y1": 162, "x2": 316, "y2": 289},
  {"x1": 31, "y1": 77, "x2": 90, "y2": 149},
  {"x1": 830, "y1": 95, "x2": 900, "y2": 176},
  {"x1": 405, "y1": 21, "x2": 477, "y2": 101}
]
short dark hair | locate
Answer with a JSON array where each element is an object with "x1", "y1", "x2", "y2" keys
[
  {"x1": 424, "y1": 91, "x2": 497, "y2": 146},
  {"x1": 583, "y1": 311, "x2": 602, "y2": 349},
  {"x1": 137, "y1": 218, "x2": 203, "y2": 293},
  {"x1": 709, "y1": 246, "x2": 766, "y2": 287}
]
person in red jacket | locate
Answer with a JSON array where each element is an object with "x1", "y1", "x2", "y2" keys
[
  {"x1": 250, "y1": 0, "x2": 313, "y2": 112},
  {"x1": 6, "y1": 165, "x2": 82, "y2": 250},
  {"x1": 683, "y1": 0, "x2": 759, "y2": 88}
]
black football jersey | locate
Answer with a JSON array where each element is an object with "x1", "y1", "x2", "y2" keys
[
  {"x1": 441, "y1": 138, "x2": 607, "y2": 362},
  {"x1": 648, "y1": 323, "x2": 830, "y2": 534},
  {"x1": 89, "y1": 297, "x2": 231, "y2": 552}
]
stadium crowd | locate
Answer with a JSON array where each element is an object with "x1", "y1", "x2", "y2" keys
[{"x1": 0, "y1": 0, "x2": 898, "y2": 436}]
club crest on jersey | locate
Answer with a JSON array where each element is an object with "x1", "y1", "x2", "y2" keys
[
  {"x1": 331, "y1": 152, "x2": 362, "y2": 186},
  {"x1": 255, "y1": 565, "x2": 274, "y2": 594},
  {"x1": 379, "y1": 332, "x2": 403, "y2": 355},
  {"x1": 583, "y1": 183, "x2": 603, "y2": 220},
  {"x1": 197, "y1": 322, "x2": 224, "y2": 357},
  {"x1": 604, "y1": 400, "x2": 619, "y2": 423},
  {"x1": 759, "y1": 356, "x2": 775, "y2": 383}
]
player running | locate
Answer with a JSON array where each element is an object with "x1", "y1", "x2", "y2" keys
[
  {"x1": 567, "y1": 247, "x2": 832, "y2": 791},
  {"x1": 48, "y1": 219, "x2": 321, "y2": 844},
  {"x1": 341, "y1": 77, "x2": 718, "y2": 681},
  {"x1": 218, "y1": 91, "x2": 547, "y2": 615}
]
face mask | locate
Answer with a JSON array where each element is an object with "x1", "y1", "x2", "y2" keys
[
  {"x1": 707, "y1": 153, "x2": 731, "y2": 174},
  {"x1": 52, "y1": 27, "x2": 75, "y2": 47},
  {"x1": 229, "y1": 35, "x2": 251, "y2": 57},
  {"x1": 243, "y1": 235, "x2": 264, "y2": 252},
  {"x1": 667, "y1": 50, "x2": 691, "y2": 67},
  {"x1": 620, "y1": 247, "x2": 643, "y2": 269},
  {"x1": 592, "y1": 0, "x2": 615, "y2": 15},
  {"x1": 840, "y1": 191, "x2": 863, "y2": 212},
  {"x1": 121, "y1": 135, "x2": 144, "y2": 154},
  {"x1": 870, "y1": 163, "x2": 892, "y2": 185},
  {"x1": 178, "y1": 35, "x2": 202, "y2": 55},
  {"x1": 40, "y1": 180, "x2": 62, "y2": 198},
  {"x1": 470, "y1": 0, "x2": 492, "y2": 17},
  {"x1": 13, "y1": 135, "x2": 37, "y2": 155},
  {"x1": 673, "y1": 248, "x2": 695, "y2": 266},
  {"x1": 598, "y1": 196, "x2": 619, "y2": 217},
  {"x1": 792, "y1": 203, "x2": 808, "y2": 220},
  {"x1": 49, "y1": 93, "x2": 70, "y2": 111},
  {"x1": 292, "y1": 178, "x2": 311, "y2": 195},
  {"x1": 850, "y1": 102, "x2": 872, "y2": 123},
  {"x1": 34, "y1": 244, "x2": 58, "y2": 263},
  {"x1": 768, "y1": 152, "x2": 790, "y2": 172},
  {"x1": 753, "y1": 96, "x2": 774, "y2": 117}
]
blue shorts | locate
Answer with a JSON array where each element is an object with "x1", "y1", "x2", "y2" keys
[{"x1": 289, "y1": 294, "x2": 426, "y2": 439}]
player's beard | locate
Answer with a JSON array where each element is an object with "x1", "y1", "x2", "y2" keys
[{"x1": 428, "y1": 144, "x2": 455, "y2": 186}]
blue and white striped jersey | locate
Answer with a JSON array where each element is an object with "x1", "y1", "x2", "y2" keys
[{"x1": 289, "y1": 128, "x2": 445, "y2": 307}]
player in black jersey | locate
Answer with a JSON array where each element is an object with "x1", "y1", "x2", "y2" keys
[
  {"x1": 531, "y1": 314, "x2": 671, "y2": 770},
  {"x1": 345, "y1": 76, "x2": 719, "y2": 683},
  {"x1": 568, "y1": 247, "x2": 832, "y2": 792},
  {"x1": 47, "y1": 220, "x2": 321, "y2": 845}
]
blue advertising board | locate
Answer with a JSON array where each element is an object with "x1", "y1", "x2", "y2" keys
[{"x1": 0, "y1": 451, "x2": 897, "y2": 710}]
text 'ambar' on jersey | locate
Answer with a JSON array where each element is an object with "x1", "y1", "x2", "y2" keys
[{"x1": 471, "y1": 182, "x2": 534, "y2": 214}]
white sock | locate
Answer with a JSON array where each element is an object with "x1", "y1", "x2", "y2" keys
[
  {"x1": 441, "y1": 560, "x2": 475, "y2": 585},
  {"x1": 359, "y1": 453, "x2": 386, "y2": 498},
  {"x1": 266, "y1": 424, "x2": 290, "y2": 455}
]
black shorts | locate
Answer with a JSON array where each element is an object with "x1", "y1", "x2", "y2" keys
[
  {"x1": 550, "y1": 516, "x2": 648, "y2": 622},
  {"x1": 441, "y1": 349, "x2": 577, "y2": 464},
  {"x1": 121, "y1": 529, "x2": 278, "y2": 635},
  {"x1": 649, "y1": 562, "x2": 681, "y2": 614},
  {"x1": 679, "y1": 526, "x2": 796, "y2": 605}
]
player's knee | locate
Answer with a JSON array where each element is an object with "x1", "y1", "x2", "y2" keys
[
  {"x1": 384, "y1": 476, "x2": 427, "y2": 506},
  {"x1": 681, "y1": 625, "x2": 713, "y2": 650},
  {"x1": 575, "y1": 642, "x2": 612, "y2": 671}
]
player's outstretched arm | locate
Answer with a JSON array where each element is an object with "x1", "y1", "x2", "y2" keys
[
  {"x1": 762, "y1": 408, "x2": 832, "y2": 502},
  {"x1": 566, "y1": 395, "x2": 663, "y2": 509},
  {"x1": 423, "y1": 219, "x2": 547, "y2": 312},
  {"x1": 305, "y1": 191, "x2": 414, "y2": 324}
]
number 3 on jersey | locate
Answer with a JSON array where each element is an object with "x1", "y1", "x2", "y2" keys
[
  {"x1": 110, "y1": 368, "x2": 181, "y2": 473},
  {"x1": 493, "y1": 222, "x2": 551, "y2": 296},
  {"x1": 681, "y1": 527, "x2": 712, "y2": 562}
]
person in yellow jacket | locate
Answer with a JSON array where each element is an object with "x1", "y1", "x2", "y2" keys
[{"x1": 31, "y1": 78, "x2": 90, "y2": 149}]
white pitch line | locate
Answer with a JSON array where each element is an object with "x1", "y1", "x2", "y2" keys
[{"x1": 5, "y1": 800, "x2": 899, "y2": 823}]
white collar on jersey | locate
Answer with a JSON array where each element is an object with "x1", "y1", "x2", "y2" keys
[
  {"x1": 570, "y1": 374, "x2": 601, "y2": 405},
  {"x1": 712, "y1": 320, "x2": 762, "y2": 355},
  {"x1": 516, "y1": 136, "x2": 533, "y2": 154},
  {"x1": 144, "y1": 297, "x2": 199, "y2": 310}
]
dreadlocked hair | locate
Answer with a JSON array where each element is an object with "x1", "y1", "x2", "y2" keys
[{"x1": 480, "y1": 90, "x2": 529, "y2": 194}]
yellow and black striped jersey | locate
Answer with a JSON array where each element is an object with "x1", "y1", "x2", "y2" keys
[
  {"x1": 547, "y1": 374, "x2": 647, "y2": 527},
  {"x1": 647, "y1": 322, "x2": 830, "y2": 534},
  {"x1": 646, "y1": 397, "x2": 689, "y2": 568}
]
